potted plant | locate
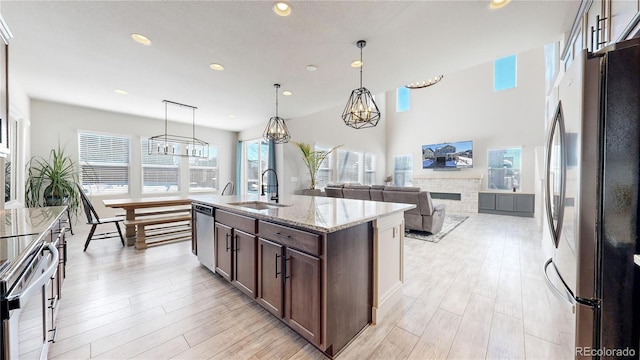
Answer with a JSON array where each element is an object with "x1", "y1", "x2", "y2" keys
[
  {"x1": 384, "y1": 175, "x2": 393, "y2": 186},
  {"x1": 25, "y1": 145, "x2": 80, "y2": 215},
  {"x1": 291, "y1": 142, "x2": 341, "y2": 192}
]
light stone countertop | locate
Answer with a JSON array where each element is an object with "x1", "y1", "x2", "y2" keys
[
  {"x1": 0, "y1": 206, "x2": 67, "y2": 239},
  {"x1": 189, "y1": 194, "x2": 415, "y2": 233}
]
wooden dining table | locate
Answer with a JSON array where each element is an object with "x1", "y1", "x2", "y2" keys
[{"x1": 103, "y1": 196, "x2": 193, "y2": 246}]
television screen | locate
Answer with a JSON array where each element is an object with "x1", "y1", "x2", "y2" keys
[{"x1": 422, "y1": 140, "x2": 473, "y2": 169}]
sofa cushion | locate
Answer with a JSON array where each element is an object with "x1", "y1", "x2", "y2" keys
[
  {"x1": 342, "y1": 184, "x2": 371, "y2": 200},
  {"x1": 324, "y1": 184, "x2": 344, "y2": 198},
  {"x1": 370, "y1": 185, "x2": 384, "y2": 201},
  {"x1": 382, "y1": 188, "x2": 420, "y2": 215}
]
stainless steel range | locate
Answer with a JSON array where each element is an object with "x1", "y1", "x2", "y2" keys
[{"x1": 0, "y1": 207, "x2": 67, "y2": 360}]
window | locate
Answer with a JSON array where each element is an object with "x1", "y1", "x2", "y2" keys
[
  {"x1": 315, "y1": 145, "x2": 334, "y2": 189},
  {"x1": 494, "y1": 54, "x2": 517, "y2": 91},
  {"x1": 189, "y1": 147, "x2": 218, "y2": 191},
  {"x1": 336, "y1": 149, "x2": 362, "y2": 184},
  {"x1": 79, "y1": 132, "x2": 130, "y2": 194},
  {"x1": 396, "y1": 87, "x2": 410, "y2": 112},
  {"x1": 393, "y1": 154, "x2": 413, "y2": 186},
  {"x1": 141, "y1": 138, "x2": 180, "y2": 193},
  {"x1": 244, "y1": 139, "x2": 269, "y2": 194},
  {"x1": 364, "y1": 153, "x2": 375, "y2": 185},
  {"x1": 488, "y1": 147, "x2": 522, "y2": 191}
]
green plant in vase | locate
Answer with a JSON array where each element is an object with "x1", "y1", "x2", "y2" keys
[
  {"x1": 25, "y1": 146, "x2": 80, "y2": 215},
  {"x1": 291, "y1": 142, "x2": 341, "y2": 190}
]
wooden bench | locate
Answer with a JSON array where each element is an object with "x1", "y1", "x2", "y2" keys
[{"x1": 124, "y1": 211, "x2": 192, "y2": 249}]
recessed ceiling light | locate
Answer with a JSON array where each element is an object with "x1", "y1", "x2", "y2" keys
[
  {"x1": 282, "y1": 90, "x2": 293, "y2": 96},
  {"x1": 209, "y1": 63, "x2": 224, "y2": 71},
  {"x1": 131, "y1": 33, "x2": 151, "y2": 46},
  {"x1": 114, "y1": 89, "x2": 128, "y2": 95},
  {"x1": 489, "y1": 0, "x2": 511, "y2": 10},
  {"x1": 273, "y1": 2, "x2": 292, "y2": 16},
  {"x1": 228, "y1": 114, "x2": 236, "y2": 118},
  {"x1": 351, "y1": 60, "x2": 363, "y2": 68},
  {"x1": 306, "y1": 65, "x2": 318, "y2": 72}
]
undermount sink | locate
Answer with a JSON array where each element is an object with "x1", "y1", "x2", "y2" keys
[{"x1": 227, "y1": 201, "x2": 290, "y2": 210}]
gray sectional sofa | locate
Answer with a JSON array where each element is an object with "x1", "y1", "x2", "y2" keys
[{"x1": 324, "y1": 184, "x2": 445, "y2": 234}]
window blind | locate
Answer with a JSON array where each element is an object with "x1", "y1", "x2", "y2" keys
[
  {"x1": 78, "y1": 132, "x2": 130, "y2": 194},
  {"x1": 141, "y1": 138, "x2": 180, "y2": 193}
]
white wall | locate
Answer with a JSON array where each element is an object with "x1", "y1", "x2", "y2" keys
[
  {"x1": 385, "y1": 46, "x2": 546, "y2": 194},
  {"x1": 239, "y1": 95, "x2": 387, "y2": 196},
  {"x1": 30, "y1": 99, "x2": 238, "y2": 215}
]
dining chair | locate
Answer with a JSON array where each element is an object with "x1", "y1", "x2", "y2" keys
[
  {"x1": 77, "y1": 184, "x2": 125, "y2": 251},
  {"x1": 221, "y1": 181, "x2": 234, "y2": 195}
]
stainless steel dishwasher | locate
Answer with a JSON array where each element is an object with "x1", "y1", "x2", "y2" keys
[{"x1": 193, "y1": 204, "x2": 215, "y2": 272}]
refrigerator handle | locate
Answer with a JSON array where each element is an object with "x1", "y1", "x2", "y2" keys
[
  {"x1": 543, "y1": 257, "x2": 576, "y2": 313},
  {"x1": 544, "y1": 101, "x2": 568, "y2": 248}
]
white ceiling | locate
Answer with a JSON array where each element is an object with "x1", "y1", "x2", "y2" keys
[{"x1": 2, "y1": 0, "x2": 580, "y2": 132}]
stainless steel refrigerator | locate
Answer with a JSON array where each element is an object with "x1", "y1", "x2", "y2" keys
[{"x1": 544, "y1": 37, "x2": 640, "y2": 359}]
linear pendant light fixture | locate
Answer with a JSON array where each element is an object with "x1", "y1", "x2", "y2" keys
[
  {"x1": 263, "y1": 83, "x2": 291, "y2": 144},
  {"x1": 148, "y1": 100, "x2": 209, "y2": 158},
  {"x1": 341, "y1": 40, "x2": 381, "y2": 129}
]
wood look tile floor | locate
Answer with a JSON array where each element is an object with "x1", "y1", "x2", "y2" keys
[{"x1": 50, "y1": 213, "x2": 574, "y2": 359}]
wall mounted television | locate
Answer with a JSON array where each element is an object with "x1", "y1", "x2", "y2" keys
[{"x1": 422, "y1": 140, "x2": 473, "y2": 169}]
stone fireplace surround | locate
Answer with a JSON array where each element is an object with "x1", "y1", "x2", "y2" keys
[{"x1": 412, "y1": 176, "x2": 481, "y2": 213}]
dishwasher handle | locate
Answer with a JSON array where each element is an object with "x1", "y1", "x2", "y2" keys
[{"x1": 194, "y1": 204, "x2": 214, "y2": 216}]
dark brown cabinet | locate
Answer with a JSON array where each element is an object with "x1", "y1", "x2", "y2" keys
[
  {"x1": 284, "y1": 247, "x2": 321, "y2": 345},
  {"x1": 214, "y1": 222, "x2": 233, "y2": 281},
  {"x1": 232, "y1": 229, "x2": 257, "y2": 297},
  {"x1": 257, "y1": 238, "x2": 283, "y2": 317},
  {"x1": 257, "y1": 237, "x2": 321, "y2": 346},
  {"x1": 215, "y1": 210, "x2": 258, "y2": 297}
]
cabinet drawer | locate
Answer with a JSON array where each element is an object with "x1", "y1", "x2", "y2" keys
[
  {"x1": 259, "y1": 221, "x2": 321, "y2": 256},
  {"x1": 216, "y1": 209, "x2": 258, "y2": 234}
]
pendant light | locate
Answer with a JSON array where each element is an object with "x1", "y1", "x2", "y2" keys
[
  {"x1": 148, "y1": 100, "x2": 209, "y2": 158},
  {"x1": 263, "y1": 83, "x2": 291, "y2": 144},
  {"x1": 341, "y1": 40, "x2": 381, "y2": 129}
]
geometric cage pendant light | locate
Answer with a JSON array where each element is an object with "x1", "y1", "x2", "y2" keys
[
  {"x1": 341, "y1": 40, "x2": 381, "y2": 129},
  {"x1": 263, "y1": 83, "x2": 291, "y2": 144}
]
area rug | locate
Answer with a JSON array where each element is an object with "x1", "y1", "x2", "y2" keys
[{"x1": 405, "y1": 215, "x2": 468, "y2": 243}]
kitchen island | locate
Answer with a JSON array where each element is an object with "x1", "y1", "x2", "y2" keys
[{"x1": 189, "y1": 194, "x2": 414, "y2": 358}]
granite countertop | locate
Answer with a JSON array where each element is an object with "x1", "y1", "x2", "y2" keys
[
  {"x1": 0, "y1": 206, "x2": 67, "y2": 239},
  {"x1": 189, "y1": 194, "x2": 415, "y2": 233}
]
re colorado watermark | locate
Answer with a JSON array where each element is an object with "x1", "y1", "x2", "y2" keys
[{"x1": 576, "y1": 347, "x2": 636, "y2": 357}]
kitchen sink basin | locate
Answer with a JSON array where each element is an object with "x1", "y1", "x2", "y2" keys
[{"x1": 227, "y1": 201, "x2": 290, "y2": 210}]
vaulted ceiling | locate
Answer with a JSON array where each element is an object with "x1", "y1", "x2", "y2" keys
[{"x1": 3, "y1": 1, "x2": 580, "y2": 131}]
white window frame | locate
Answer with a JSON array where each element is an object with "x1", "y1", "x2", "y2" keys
[
  {"x1": 243, "y1": 139, "x2": 269, "y2": 195},
  {"x1": 336, "y1": 148, "x2": 363, "y2": 184},
  {"x1": 364, "y1": 153, "x2": 376, "y2": 185},
  {"x1": 393, "y1": 154, "x2": 413, "y2": 187}
]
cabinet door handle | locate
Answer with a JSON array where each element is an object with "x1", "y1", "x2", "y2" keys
[
  {"x1": 275, "y1": 253, "x2": 281, "y2": 278},
  {"x1": 225, "y1": 233, "x2": 231, "y2": 252},
  {"x1": 48, "y1": 327, "x2": 58, "y2": 343},
  {"x1": 234, "y1": 234, "x2": 239, "y2": 251},
  {"x1": 284, "y1": 256, "x2": 291, "y2": 280},
  {"x1": 48, "y1": 295, "x2": 59, "y2": 310},
  {"x1": 274, "y1": 232, "x2": 291, "y2": 239}
]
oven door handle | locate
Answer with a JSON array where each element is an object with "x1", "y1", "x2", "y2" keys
[{"x1": 6, "y1": 244, "x2": 59, "y2": 311}]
